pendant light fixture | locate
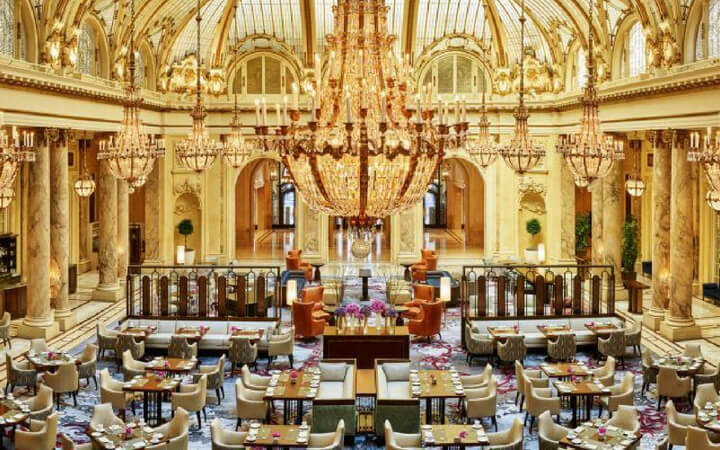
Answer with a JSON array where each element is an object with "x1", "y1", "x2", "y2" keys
[
  {"x1": 625, "y1": 141, "x2": 645, "y2": 197},
  {"x1": 467, "y1": 58, "x2": 498, "y2": 169},
  {"x1": 74, "y1": 138, "x2": 96, "y2": 197}
]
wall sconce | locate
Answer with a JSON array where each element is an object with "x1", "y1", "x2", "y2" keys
[{"x1": 176, "y1": 245, "x2": 185, "y2": 265}]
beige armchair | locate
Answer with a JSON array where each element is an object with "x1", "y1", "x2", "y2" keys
[
  {"x1": 30, "y1": 338, "x2": 50, "y2": 354},
  {"x1": 696, "y1": 364, "x2": 720, "y2": 392},
  {"x1": 599, "y1": 372, "x2": 634, "y2": 417},
  {"x1": 695, "y1": 383, "x2": 720, "y2": 411},
  {"x1": 115, "y1": 334, "x2": 145, "y2": 362},
  {"x1": 27, "y1": 384, "x2": 54, "y2": 422},
  {"x1": 172, "y1": 374, "x2": 207, "y2": 428},
  {"x1": 89, "y1": 403, "x2": 125, "y2": 432},
  {"x1": 538, "y1": 410, "x2": 570, "y2": 450},
  {"x1": 592, "y1": 356, "x2": 616, "y2": 387},
  {"x1": 228, "y1": 337, "x2": 258, "y2": 372},
  {"x1": 486, "y1": 417, "x2": 524, "y2": 449},
  {"x1": 77, "y1": 343, "x2": 98, "y2": 389},
  {"x1": 683, "y1": 343, "x2": 703, "y2": 359},
  {"x1": 99, "y1": 368, "x2": 135, "y2": 419},
  {"x1": 657, "y1": 366, "x2": 692, "y2": 410},
  {"x1": 96, "y1": 322, "x2": 119, "y2": 358},
  {"x1": 152, "y1": 407, "x2": 190, "y2": 450},
  {"x1": 598, "y1": 330, "x2": 625, "y2": 367},
  {"x1": 624, "y1": 320, "x2": 642, "y2": 355},
  {"x1": 169, "y1": 336, "x2": 198, "y2": 360},
  {"x1": 0, "y1": 311, "x2": 11, "y2": 349},
  {"x1": 547, "y1": 333, "x2": 576, "y2": 362},
  {"x1": 60, "y1": 432, "x2": 92, "y2": 450},
  {"x1": 240, "y1": 364, "x2": 271, "y2": 391},
  {"x1": 642, "y1": 351, "x2": 658, "y2": 396},
  {"x1": 666, "y1": 399, "x2": 696, "y2": 448},
  {"x1": 461, "y1": 363, "x2": 493, "y2": 389},
  {"x1": 268, "y1": 326, "x2": 295, "y2": 368},
  {"x1": 656, "y1": 436, "x2": 669, "y2": 450},
  {"x1": 14, "y1": 412, "x2": 58, "y2": 450},
  {"x1": 211, "y1": 418, "x2": 247, "y2": 450},
  {"x1": 122, "y1": 350, "x2": 147, "y2": 381},
  {"x1": 195, "y1": 355, "x2": 226, "y2": 405},
  {"x1": 5, "y1": 352, "x2": 37, "y2": 395},
  {"x1": 42, "y1": 362, "x2": 79, "y2": 408},
  {"x1": 515, "y1": 361, "x2": 548, "y2": 411},
  {"x1": 525, "y1": 379, "x2": 561, "y2": 429},
  {"x1": 466, "y1": 376, "x2": 498, "y2": 430},
  {"x1": 606, "y1": 405, "x2": 640, "y2": 433},
  {"x1": 686, "y1": 426, "x2": 720, "y2": 450},
  {"x1": 496, "y1": 335, "x2": 526, "y2": 366},
  {"x1": 235, "y1": 378, "x2": 268, "y2": 428},
  {"x1": 308, "y1": 419, "x2": 344, "y2": 450},
  {"x1": 384, "y1": 420, "x2": 421, "y2": 450}
]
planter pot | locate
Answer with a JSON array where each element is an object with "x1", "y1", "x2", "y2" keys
[
  {"x1": 184, "y1": 249, "x2": 196, "y2": 265},
  {"x1": 621, "y1": 270, "x2": 636, "y2": 282},
  {"x1": 524, "y1": 248, "x2": 538, "y2": 264}
]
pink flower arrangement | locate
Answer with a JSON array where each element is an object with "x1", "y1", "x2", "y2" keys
[
  {"x1": 230, "y1": 326, "x2": 238, "y2": 332},
  {"x1": 587, "y1": 321, "x2": 595, "y2": 326},
  {"x1": 125, "y1": 426, "x2": 133, "y2": 438},
  {"x1": 345, "y1": 303, "x2": 361, "y2": 316},
  {"x1": 512, "y1": 324, "x2": 519, "y2": 331},
  {"x1": 289, "y1": 370, "x2": 298, "y2": 380},
  {"x1": 571, "y1": 375, "x2": 578, "y2": 382},
  {"x1": 47, "y1": 351, "x2": 55, "y2": 360},
  {"x1": 598, "y1": 425, "x2": 607, "y2": 439},
  {"x1": 458, "y1": 431, "x2": 468, "y2": 440},
  {"x1": 369, "y1": 299, "x2": 386, "y2": 314},
  {"x1": 200, "y1": 326, "x2": 208, "y2": 333},
  {"x1": 272, "y1": 432, "x2": 281, "y2": 439},
  {"x1": 163, "y1": 361, "x2": 170, "y2": 368}
]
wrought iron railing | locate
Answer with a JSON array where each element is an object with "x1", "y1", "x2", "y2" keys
[{"x1": 125, "y1": 265, "x2": 281, "y2": 319}]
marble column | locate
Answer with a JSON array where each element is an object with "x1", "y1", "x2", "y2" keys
[
  {"x1": 602, "y1": 162, "x2": 624, "y2": 274},
  {"x1": 559, "y1": 163, "x2": 576, "y2": 262},
  {"x1": 295, "y1": 198, "x2": 329, "y2": 263},
  {"x1": 645, "y1": 131, "x2": 671, "y2": 330},
  {"x1": 660, "y1": 130, "x2": 702, "y2": 340},
  {"x1": 144, "y1": 167, "x2": 160, "y2": 262},
  {"x1": 93, "y1": 159, "x2": 121, "y2": 301},
  {"x1": 590, "y1": 180, "x2": 604, "y2": 264},
  {"x1": 50, "y1": 130, "x2": 76, "y2": 330},
  {"x1": 18, "y1": 129, "x2": 60, "y2": 339},
  {"x1": 117, "y1": 180, "x2": 129, "y2": 278}
]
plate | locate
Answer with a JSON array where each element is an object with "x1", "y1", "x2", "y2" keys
[
  {"x1": 573, "y1": 439, "x2": 583, "y2": 444},
  {"x1": 91, "y1": 432, "x2": 103, "y2": 437},
  {"x1": 250, "y1": 423, "x2": 261, "y2": 429},
  {"x1": 421, "y1": 425, "x2": 432, "y2": 430}
]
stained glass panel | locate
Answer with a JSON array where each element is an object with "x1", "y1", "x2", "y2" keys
[
  {"x1": 0, "y1": 0, "x2": 14, "y2": 57},
  {"x1": 246, "y1": 56, "x2": 263, "y2": 94},
  {"x1": 628, "y1": 22, "x2": 646, "y2": 76},
  {"x1": 576, "y1": 47, "x2": 586, "y2": 89},
  {"x1": 78, "y1": 23, "x2": 95, "y2": 75}
]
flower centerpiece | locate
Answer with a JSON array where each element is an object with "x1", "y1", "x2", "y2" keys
[
  {"x1": 289, "y1": 370, "x2": 299, "y2": 385},
  {"x1": 47, "y1": 351, "x2": 56, "y2": 360},
  {"x1": 335, "y1": 305, "x2": 347, "y2": 331},
  {"x1": 125, "y1": 425, "x2": 134, "y2": 439},
  {"x1": 360, "y1": 305, "x2": 372, "y2": 329},
  {"x1": 272, "y1": 431, "x2": 281, "y2": 444},
  {"x1": 369, "y1": 299, "x2": 386, "y2": 329},
  {"x1": 385, "y1": 307, "x2": 398, "y2": 329},
  {"x1": 597, "y1": 425, "x2": 607, "y2": 441},
  {"x1": 430, "y1": 374, "x2": 437, "y2": 385},
  {"x1": 345, "y1": 303, "x2": 361, "y2": 327},
  {"x1": 512, "y1": 324, "x2": 519, "y2": 332},
  {"x1": 455, "y1": 430, "x2": 468, "y2": 443}
]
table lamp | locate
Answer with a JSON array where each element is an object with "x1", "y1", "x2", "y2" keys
[
  {"x1": 440, "y1": 276, "x2": 451, "y2": 302},
  {"x1": 287, "y1": 279, "x2": 297, "y2": 325}
]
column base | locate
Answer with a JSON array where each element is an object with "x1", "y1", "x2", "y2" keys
[
  {"x1": 54, "y1": 308, "x2": 77, "y2": 331},
  {"x1": 93, "y1": 284, "x2": 123, "y2": 302},
  {"x1": 77, "y1": 259, "x2": 91, "y2": 274},
  {"x1": 659, "y1": 319, "x2": 702, "y2": 341},
  {"x1": 643, "y1": 310, "x2": 665, "y2": 331},
  {"x1": 17, "y1": 315, "x2": 60, "y2": 339}
]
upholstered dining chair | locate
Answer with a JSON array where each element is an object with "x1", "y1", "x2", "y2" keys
[
  {"x1": 407, "y1": 301, "x2": 442, "y2": 341},
  {"x1": 172, "y1": 374, "x2": 208, "y2": 429},
  {"x1": 524, "y1": 379, "x2": 561, "y2": 430},
  {"x1": 27, "y1": 384, "x2": 54, "y2": 423},
  {"x1": 598, "y1": 372, "x2": 635, "y2": 417},
  {"x1": 292, "y1": 301, "x2": 326, "y2": 339},
  {"x1": 211, "y1": 418, "x2": 247, "y2": 450},
  {"x1": 14, "y1": 412, "x2": 58, "y2": 450},
  {"x1": 0, "y1": 311, "x2": 11, "y2": 349},
  {"x1": 115, "y1": 334, "x2": 145, "y2": 362},
  {"x1": 666, "y1": 399, "x2": 697, "y2": 449},
  {"x1": 694, "y1": 383, "x2": 720, "y2": 412},
  {"x1": 657, "y1": 367, "x2": 692, "y2": 410},
  {"x1": 547, "y1": 333, "x2": 576, "y2": 361},
  {"x1": 411, "y1": 248, "x2": 438, "y2": 273},
  {"x1": 268, "y1": 326, "x2": 295, "y2": 368},
  {"x1": 384, "y1": 420, "x2": 422, "y2": 450},
  {"x1": 89, "y1": 403, "x2": 125, "y2": 432},
  {"x1": 466, "y1": 376, "x2": 498, "y2": 430},
  {"x1": 683, "y1": 343, "x2": 703, "y2": 359},
  {"x1": 240, "y1": 364, "x2": 271, "y2": 391},
  {"x1": 152, "y1": 407, "x2": 190, "y2": 450},
  {"x1": 606, "y1": 405, "x2": 640, "y2": 433},
  {"x1": 497, "y1": 335, "x2": 527, "y2": 366},
  {"x1": 301, "y1": 285, "x2": 328, "y2": 317},
  {"x1": 591, "y1": 356, "x2": 616, "y2": 387},
  {"x1": 696, "y1": 364, "x2": 720, "y2": 391},
  {"x1": 462, "y1": 363, "x2": 494, "y2": 390},
  {"x1": 624, "y1": 320, "x2": 642, "y2": 355},
  {"x1": 465, "y1": 324, "x2": 494, "y2": 366},
  {"x1": 30, "y1": 338, "x2": 50, "y2": 354},
  {"x1": 308, "y1": 419, "x2": 344, "y2": 450},
  {"x1": 77, "y1": 343, "x2": 98, "y2": 389},
  {"x1": 169, "y1": 335, "x2": 198, "y2": 360},
  {"x1": 42, "y1": 362, "x2": 79, "y2": 408},
  {"x1": 235, "y1": 379, "x2": 268, "y2": 429},
  {"x1": 96, "y1": 322, "x2": 119, "y2": 358},
  {"x1": 60, "y1": 432, "x2": 92, "y2": 450},
  {"x1": 598, "y1": 330, "x2": 626, "y2": 367},
  {"x1": 99, "y1": 368, "x2": 135, "y2": 419},
  {"x1": 656, "y1": 436, "x2": 669, "y2": 450},
  {"x1": 195, "y1": 354, "x2": 226, "y2": 405},
  {"x1": 122, "y1": 349, "x2": 147, "y2": 381},
  {"x1": 538, "y1": 410, "x2": 570, "y2": 450},
  {"x1": 486, "y1": 417, "x2": 524, "y2": 449},
  {"x1": 642, "y1": 351, "x2": 658, "y2": 396},
  {"x1": 286, "y1": 251, "x2": 312, "y2": 281},
  {"x1": 229, "y1": 337, "x2": 258, "y2": 372},
  {"x1": 514, "y1": 360, "x2": 548, "y2": 411},
  {"x1": 686, "y1": 425, "x2": 720, "y2": 449},
  {"x1": 5, "y1": 352, "x2": 37, "y2": 395}
]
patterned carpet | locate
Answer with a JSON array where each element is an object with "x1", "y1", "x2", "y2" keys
[{"x1": 6, "y1": 278, "x2": 670, "y2": 449}]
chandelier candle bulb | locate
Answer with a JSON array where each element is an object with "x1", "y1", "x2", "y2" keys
[
  {"x1": 292, "y1": 83, "x2": 299, "y2": 110},
  {"x1": 262, "y1": 99, "x2": 267, "y2": 126},
  {"x1": 255, "y1": 100, "x2": 261, "y2": 126}
]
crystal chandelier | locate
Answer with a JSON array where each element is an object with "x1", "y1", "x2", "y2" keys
[
  {"x1": 74, "y1": 138, "x2": 96, "y2": 197},
  {"x1": 0, "y1": 112, "x2": 35, "y2": 190},
  {"x1": 175, "y1": 0, "x2": 223, "y2": 173},
  {"x1": 253, "y1": 0, "x2": 465, "y2": 222},
  {"x1": 223, "y1": 1, "x2": 254, "y2": 169},
  {"x1": 498, "y1": 0, "x2": 545, "y2": 174},
  {"x1": 625, "y1": 141, "x2": 645, "y2": 197},
  {"x1": 0, "y1": 187, "x2": 13, "y2": 210},
  {"x1": 557, "y1": 0, "x2": 624, "y2": 186},
  {"x1": 707, "y1": 190, "x2": 720, "y2": 211},
  {"x1": 98, "y1": 0, "x2": 165, "y2": 186},
  {"x1": 689, "y1": 128, "x2": 720, "y2": 191},
  {"x1": 466, "y1": 71, "x2": 498, "y2": 169}
]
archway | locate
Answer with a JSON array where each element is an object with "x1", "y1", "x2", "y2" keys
[{"x1": 174, "y1": 193, "x2": 202, "y2": 262}]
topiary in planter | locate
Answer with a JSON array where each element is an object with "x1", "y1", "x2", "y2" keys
[{"x1": 177, "y1": 219, "x2": 194, "y2": 251}]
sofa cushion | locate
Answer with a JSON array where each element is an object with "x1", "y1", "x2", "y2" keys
[
  {"x1": 206, "y1": 322, "x2": 227, "y2": 335},
  {"x1": 146, "y1": 333, "x2": 172, "y2": 347},
  {"x1": 157, "y1": 321, "x2": 176, "y2": 334},
  {"x1": 319, "y1": 362, "x2": 347, "y2": 382},
  {"x1": 382, "y1": 363, "x2": 409, "y2": 382},
  {"x1": 203, "y1": 334, "x2": 228, "y2": 348},
  {"x1": 387, "y1": 381, "x2": 410, "y2": 399},
  {"x1": 317, "y1": 381, "x2": 345, "y2": 400},
  {"x1": 523, "y1": 333, "x2": 546, "y2": 348}
]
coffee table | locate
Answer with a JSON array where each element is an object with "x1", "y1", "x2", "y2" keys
[
  {"x1": 359, "y1": 269, "x2": 371, "y2": 301},
  {"x1": 311, "y1": 263, "x2": 324, "y2": 283}
]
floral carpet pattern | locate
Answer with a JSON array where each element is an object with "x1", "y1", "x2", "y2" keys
[{"x1": 8, "y1": 277, "x2": 671, "y2": 449}]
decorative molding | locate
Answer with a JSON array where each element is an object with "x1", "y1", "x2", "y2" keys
[
  {"x1": 518, "y1": 177, "x2": 545, "y2": 195},
  {"x1": 173, "y1": 178, "x2": 202, "y2": 196}
]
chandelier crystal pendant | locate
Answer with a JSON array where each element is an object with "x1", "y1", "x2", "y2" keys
[
  {"x1": 98, "y1": 0, "x2": 165, "y2": 186},
  {"x1": 74, "y1": 138, "x2": 96, "y2": 197},
  {"x1": 0, "y1": 112, "x2": 36, "y2": 190},
  {"x1": 498, "y1": 0, "x2": 545, "y2": 174},
  {"x1": 175, "y1": 0, "x2": 223, "y2": 172},
  {"x1": 625, "y1": 142, "x2": 645, "y2": 197},
  {"x1": 467, "y1": 70, "x2": 498, "y2": 168},
  {"x1": 689, "y1": 128, "x2": 720, "y2": 191},
  {"x1": 253, "y1": 0, "x2": 466, "y2": 222},
  {"x1": 557, "y1": 0, "x2": 624, "y2": 186},
  {"x1": 707, "y1": 190, "x2": 720, "y2": 211}
]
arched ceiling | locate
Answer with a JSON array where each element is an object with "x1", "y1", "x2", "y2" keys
[{"x1": 61, "y1": 0, "x2": 672, "y2": 72}]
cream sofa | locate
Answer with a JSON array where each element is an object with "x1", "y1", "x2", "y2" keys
[
  {"x1": 122, "y1": 319, "x2": 279, "y2": 351},
  {"x1": 375, "y1": 360, "x2": 420, "y2": 438},
  {"x1": 312, "y1": 359, "x2": 357, "y2": 436},
  {"x1": 469, "y1": 316, "x2": 625, "y2": 349}
]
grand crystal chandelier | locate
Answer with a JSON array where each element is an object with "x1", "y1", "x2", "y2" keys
[
  {"x1": 175, "y1": 0, "x2": 223, "y2": 173},
  {"x1": 254, "y1": 0, "x2": 465, "y2": 221},
  {"x1": 689, "y1": 128, "x2": 720, "y2": 192},
  {"x1": 98, "y1": 0, "x2": 165, "y2": 186},
  {"x1": 466, "y1": 71, "x2": 498, "y2": 169},
  {"x1": 557, "y1": 0, "x2": 623, "y2": 186},
  {"x1": 0, "y1": 112, "x2": 35, "y2": 191},
  {"x1": 498, "y1": 0, "x2": 545, "y2": 174}
]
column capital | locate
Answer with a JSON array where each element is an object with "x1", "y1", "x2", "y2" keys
[{"x1": 671, "y1": 129, "x2": 691, "y2": 148}]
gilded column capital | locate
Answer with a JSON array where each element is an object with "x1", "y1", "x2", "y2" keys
[{"x1": 671, "y1": 129, "x2": 691, "y2": 148}]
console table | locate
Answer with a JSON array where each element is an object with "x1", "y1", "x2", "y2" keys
[
  {"x1": 624, "y1": 280, "x2": 648, "y2": 314},
  {"x1": 322, "y1": 326, "x2": 410, "y2": 369}
]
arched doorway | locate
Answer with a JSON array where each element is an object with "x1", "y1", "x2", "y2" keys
[
  {"x1": 423, "y1": 158, "x2": 485, "y2": 258},
  {"x1": 235, "y1": 158, "x2": 296, "y2": 260}
]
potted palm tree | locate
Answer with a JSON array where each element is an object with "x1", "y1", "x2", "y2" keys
[
  {"x1": 177, "y1": 219, "x2": 196, "y2": 265},
  {"x1": 524, "y1": 218, "x2": 542, "y2": 263},
  {"x1": 622, "y1": 216, "x2": 639, "y2": 281}
]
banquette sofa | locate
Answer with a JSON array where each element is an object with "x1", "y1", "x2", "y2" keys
[
  {"x1": 312, "y1": 359, "x2": 357, "y2": 437},
  {"x1": 121, "y1": 318, "x2": 279, "y2": 351},
  {"x1": 374, "y1": 360, "x2": 421, "y2": 438}
]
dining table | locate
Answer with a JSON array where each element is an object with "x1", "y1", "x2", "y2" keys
[
  {"x1": 653, "y1": 355, "x2": 705, "y2": 377},
  {"x1": 243, "y1": 424, "x2": 310, "y2": 448},
  {"x1": 144, "y1": 357, "x2": 198, "y2": 374},
  {"x1": 559, "y1": 421, "x2": 641, "y2": 449},
  {"x1": 122, "y1": 374, "x2": 181, "y2": 426},
  {"x1": 411, "y1": 369, "x2": 465, "y2": 425},
  {"x1": 420, "y1": 423, "x2": 490, "y2": 448},
  {"x1": 696, "y1": 399, "x2": 720, "y2": 433},
  {"x1": 88, "y1": 421, "x2": 169, "y2": 450},
  {"x1": 554, "y1": 380, "x2": 612, "y2": 427},
  {"x1": 26, "y1": 350, "x2": 79, "y2": 372},
  {"x1": 0, "y1": 396, "x2": 29, "y2": 450},
  {"x1": 540, "y1": 362, "x2": 592, "y2": 379},
  {"x1": 173, "y1": 326, "x2": 208, "y2": 344},
  {"x1": 263, "y1": 369, "x2": 319, "y2": 425}
]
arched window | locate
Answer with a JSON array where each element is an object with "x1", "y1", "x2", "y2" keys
[
  {"x1": 420, "y1": 53, "x2": 482, "y2": 97},
  {"x1": 77, "y1": 23, "x2": 95, "y2": 75},
  {"x1": 710, "y1": 0, "x2": 720, "y2": 57},
  {"x1": 696, "y1": 22, "x2": 705, "y2": 61},
  {"x1": 235, "y1": 54, "x2": 296, "y2": 96},
  {"x1": 628, "y1": 22, "x2": 646, "y2": 76},
  {"x1": 576, "y1": 47, "x2": 587, "y2": 89},
  {"x1": 0, "y1": 0, "x2": 14, "y2": 57}
]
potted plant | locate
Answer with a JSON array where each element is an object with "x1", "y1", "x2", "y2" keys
[
  {"x1": 622, "y1": 216, "x2": 639, "y2": 281},
  {"x1": 524, "y1": 218, "x2": 542, "y2": 263},
  {"x1": 575, "y1": 212, "x2": 592, "y2": 262},
  {"x1": 177, "y1": 219, "x2": 196, "y2": 265}
]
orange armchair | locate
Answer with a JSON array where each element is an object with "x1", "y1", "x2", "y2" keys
[
  {"x1": 293, "y1": 302, "x2": 326, "y2": 339},
  {"x1": 286, "y1": 252, "x2": 312, "y2": 281},
  {"x1": 408, "y1": 301, "x2": 442, "y2": 341},
  {"x1": 411, "y1": 249, "x2": 438, "y2": 273},
  {"x1": 403, "y1": 284, "x2": 434, "y2": 320},
  {"x1": 301, "y1": 285, "x2": 330, "y2": 320}
]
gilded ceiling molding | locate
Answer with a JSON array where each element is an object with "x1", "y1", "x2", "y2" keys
[
  {"x1": 301, "y1": 0, "x2": 314, "y2": 66},
  {"x1": 484, "y1": 0, "x2": 508, "y2": 67},
  {"x1": 402, "y1": 0, "x2": 418, "y2": 58},
  {"x1": 210, "y1": 0, "x2": 237, "y2": 67}
]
